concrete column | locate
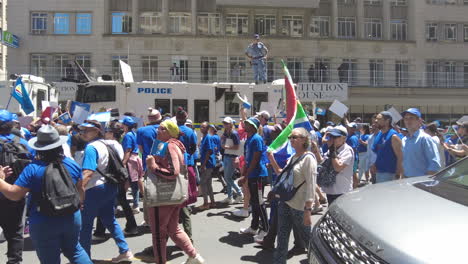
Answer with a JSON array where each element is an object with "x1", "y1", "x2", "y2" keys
[
  {"x1": 406, "y1": 0, "x2": 415, "y2": 41},
  {"x1": 331, "y1": 0, "x2": 338, "y2": 38},
  {"x1": 191, "y1": 0, "x2": 197, "y2": 35},
  {"x1": 220, "y1": 8, "x2": 226, "y2": 35},
  {"x1": 382, "y1": 0, "x2": 390, "y2": 40},
  {"x1": 304, "y1": 10, "x2": 311, "y2": 38},
  {"x1": 276, "y1": 9, "x2": 283, "y2": 36},
  {"x1": 162, "y1": 0, "x2": 169, "y2": 34},
  {"x1": 356, "y1": 0, "x2": 364, "y2": 39},
  {"x1": 104, "y1": 0, "x2": 110, "y2": 33},
  {"x1": 132, "y1": 0, "x2": 139, "y2": 34}
]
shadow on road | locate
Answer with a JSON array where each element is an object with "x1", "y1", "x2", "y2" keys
[
  {"x1": 219, "y1": 231, "x2": 253, "y2": 248},
  {"x1": 206, "y1": 210, "x2": 246, "y2": 222},
  {"x1": 240, "y1": 248, "x2": 274, "y2": 263}
]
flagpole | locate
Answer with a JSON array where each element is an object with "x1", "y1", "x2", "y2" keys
[{"x1": 5, "y1": 80, "x2": 15, "y2": 110}]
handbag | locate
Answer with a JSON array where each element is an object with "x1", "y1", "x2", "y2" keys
[
  {"x1": 271, "y1": 153, "x2": 312, "y2": 202},
  {"x1": 317, "y1": 158, "x2": 338, "y2": 187},
  {"x1": 143, "y1": 144, "x2": 189, "y2": 207}
]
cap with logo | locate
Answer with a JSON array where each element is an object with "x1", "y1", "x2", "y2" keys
[{"x1": 402, "y1": 108, "x2": 421, "y2": 118}]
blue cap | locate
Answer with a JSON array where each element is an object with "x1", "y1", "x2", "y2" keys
[
  {"x1": 326, "y1": 121, "x2": 335, "y2": 127},
  {"x1": 0, "y1": 110, "x2": 13, "y2": 124},
  {"x1": 11, "y1": 114, "x2": 19, "y2": 122},
  {"x1": 254, "y1": 34, "x2": 260, "y2": 39},
  {"x1": 119, "y1": 116, "x2": 136, "y2": 127},
  {"x1": 402, "y1": 108, "x2": 421, "y2": 118},
  {"x1": 328, "y1": 128, "x2": 348, "y2": 137},
  {"x1": 244, "y1": 117, "x2": 260, "y2": 130}
]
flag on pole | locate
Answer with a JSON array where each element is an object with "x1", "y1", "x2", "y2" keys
[
  {"x1": 281, "y1": 60, "x2": 297, "y2": 124},
  {"x1": 12, "y1": 77, "x2": 35, "y2": 115},
  {"x1": 268, "y1": 62, "x2": 313, "y2": 153}
]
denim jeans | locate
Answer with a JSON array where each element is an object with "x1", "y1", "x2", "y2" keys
[
  {"x1": 273, "y1": 202, "x2": 311, "y2": 264},
  {"x1": 30, "y1": 212, "x2": 92, "y2": 264},
  {"x1": 130, "y1": 181, "x2": 140, "y2": 208},
  {"x1": 80, "y1": 183, "x2": 130, "y2": 257},
  {"x1": 223, "y1": 155, "x2": 242, "y2": 199},
  {"x1": 376, "y1": 172, "x2": 395, "y2": 183}
]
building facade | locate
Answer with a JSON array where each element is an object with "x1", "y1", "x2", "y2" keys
[
  {"x1": 5, "y1": 0, "x2": 468, "y2": 122},
  {"x1": 0, "y1": 0, "x2": 7, "y2": 81}
]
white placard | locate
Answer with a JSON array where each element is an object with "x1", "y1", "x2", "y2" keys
[
  {"x1": 120, "y1": 60, "x2": 134, "y2": 83},
  {"x1": 387, "y1": 107, "x2": 403, "y2": 124},
  {"x1": 457, "y1": 115, "x2": 468, "y2": 124},
  {"x1": 72, "y1": 105, "x2": 89, "y2": 124},
  {"x1": 329, "y1": 100, "x2": 348, "y2": 118},
  {"x1": 296, "y1": 83, "x2": 348, "y2": 102}
]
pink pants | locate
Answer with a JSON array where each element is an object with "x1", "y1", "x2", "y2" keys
[{"x1": 148, "y1": 205, "x2": 197, "y2": 264}]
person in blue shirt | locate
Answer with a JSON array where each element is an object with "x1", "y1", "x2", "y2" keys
[
  {"x1": 79, "y1": 120, "x2": 133, "y2": 262},
  {"x1": 137, "y1": 108, "x2": 162, "y2": 170},
  {"x1": 245, "y1": 34, "x2": 269, "y2": 84},
  {"x1": 198, "y1": 122, "x2": 217, "y2": 210},
  {"x1": 0, "y1": 110, "x2": 35, "y2": 264},
  {"x1": 346, "y1": 122, "x2": 359, "y2": 188},
  {"x1": 238, "y1": 117, "x2": 269, "y2": 238},
  {"x1": 371, "y1": 111, "x2": 403, "y2": 183},
  {"x1": 120, "y1": 116, "x2": 143, "y2": 213},
  {"x1": 0, "y1": 125, "x2": 92, "y2": 264},
  {"x1": 209, "y1": 124, "x2": 227, "y2": 194},
  {"x1": 401, "y1": 108, "x2": 441, "y2": 177},
  {"x1": 357, "y1": 124, "x2": 370, "y2": 182}
]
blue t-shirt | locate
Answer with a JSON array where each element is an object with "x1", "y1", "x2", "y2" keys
[
  {"x1": 372, "y1": 129, "x2": 398, "y2": 173},
  {"x1": 21, "y1": 127, "x2": 32, "y2": 141},
  {"x1": 14, "y1": 157, "x2": 81, "y2": 224},
  {"x1": 244, "y1": 133, "x2": 268, "y2": 178},
  {"x1": 82, "y1": 144, "x2": 99, "y2": 171},
  {"x1": 200, "y1": 134, "x2": 216, "y2": 168},
  {"x1": 357, "y1": 134, "x2": 370, "y2": 153},
  {"x1": 122, "y1": 131, "x2": 139, "y2": 154},
  {"x1": 178, "y1": 125, "x2": 197, "y2": 166},
  {"x1": 212, "y1": 134, "x2": 221, "y2": 156},
  {"x1": 262, "y1": 125, "x2": 273, "y2": 146},
  {"x1": 137, "y1": 124, "x2": 159, "y2": 169},
  {"x1": 315, "y1": 131, "x2": 323, "y2": 146}
]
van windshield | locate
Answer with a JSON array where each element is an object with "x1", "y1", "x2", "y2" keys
[
  {"x1": 415, "y1": 157, "x2": 468, "y2": 206},
  {"x1": 79, "y1": 85, "x2": 116, "y2": 103}
]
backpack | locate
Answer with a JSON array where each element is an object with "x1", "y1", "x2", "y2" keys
[
  {"x1": 35, "y1": 161, "x2": 80, "y2": 217},
  {"x1": 96, "y1": 141, "x2": 128, "y2": 185},
  {"x1": 316, "y1": 158, "x2": 338, "y2": 187},
  {"x1": 0, "y1": 136, "x2": 31, "y2": 184},
  {"x1": 271, "y1": 153, "x2": 313, "y2": 202}
]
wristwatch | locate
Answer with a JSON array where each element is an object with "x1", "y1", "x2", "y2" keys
[{"x1": 304, "y1": 207, "x2": 313, "y2": 212}]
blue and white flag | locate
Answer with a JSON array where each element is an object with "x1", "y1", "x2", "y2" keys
[
  {"x1": 12, "y1": 78, "x2": 35, "y2": 115},
  {"x1": 315, "y1": 107, "x2": 326, "y2": 116}
]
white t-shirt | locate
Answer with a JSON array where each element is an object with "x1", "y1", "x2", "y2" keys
[
  {"x1": 321, "y1": 143, "x2": 354, "y2": 195},
  {"x1": 431, "y1": 136, "x2": 446, "y2": 168}
]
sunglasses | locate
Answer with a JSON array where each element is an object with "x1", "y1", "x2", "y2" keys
[
  {"x1": 158, "y1": 126, "x2": 167, "y2": 131},
  {"x1": 288, "y1": 135, "x2": 304, "y2": 140}
]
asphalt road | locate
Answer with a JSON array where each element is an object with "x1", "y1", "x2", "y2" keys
[{"x1": 0, "y1": 180, "x2": 325, "y2": 264}]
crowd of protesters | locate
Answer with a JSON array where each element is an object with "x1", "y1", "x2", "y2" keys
[{"x1": 0, "y1": 101, "x2": 466, "y2": 264}]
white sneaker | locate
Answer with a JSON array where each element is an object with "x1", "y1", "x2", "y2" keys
[
  {"x1": 232, "y1": 208, "x2": 249, "y2": 218},
  {"x1": 253, "y1": 230, "x2": 268, "y2": 243},
  {"x1": 221, "y1": 197, "x2": 234, "y2": 204},
  {"x1": 111, "y1": 251, "x2": 134, "y2": 263},
  {"x1": 234, "y1": 195, "x2": 244, "y2": 204},
  {"x1": 132, "y1": 207, "x2": 140, "y2": 214},
  {"x1": 182, "y1": 253, "x2": 205, "y2": 264},
  {"x1": 240, "y1": 226, "x2": 258, "y2": 235}
]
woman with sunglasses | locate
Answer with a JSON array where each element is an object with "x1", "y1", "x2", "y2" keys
[
  {"x1": 268, "y1": 127, "x2": 317, "y2": 264},
  {"x1": 146, "y1": 120, "x2": 205, "y2": 264}
]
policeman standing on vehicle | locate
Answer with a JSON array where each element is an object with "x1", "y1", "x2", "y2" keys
[{"x1": 245, "y1": 34, "x2": 268, "y2": 85}]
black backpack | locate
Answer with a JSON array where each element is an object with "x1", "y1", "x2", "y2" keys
[
  {"x1": 96, "y1": 141, "x2": 128, "y2": 185},
  {"x1": 0, "y1": 136, "x2": 32, "y2": 184},
  {"x1": 35, "y1": 161, "x2": 80, "y2": 217}
]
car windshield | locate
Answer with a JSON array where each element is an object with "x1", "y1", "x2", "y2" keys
[{"x1": 415, "y1": 157, "x2": 468, "y2": 206}]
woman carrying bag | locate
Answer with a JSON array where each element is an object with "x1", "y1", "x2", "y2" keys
[
  {"x1": 145, "y1": 120, "x2": 205, "y2": 264},
  {"x1": 268, "y1": 128, "x2": 317, "y2": 264}
]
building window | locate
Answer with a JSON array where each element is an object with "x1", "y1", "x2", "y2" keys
[
  {"x1": 140, "y1": 12, "x2": 162, "y2": 34},
  {"x1": 464, "y1": 25, "x2": 468, "y2": 42},
  {"x1": 310, "y1": 16, "x2": 330, "y2": 38},
  {"x1": 426, "y1": 60, "x2": 440, "y2": 87},
  {"x1": 254, "y1": 15, "x2": 276, "y2": 36},
  {"x1": 194, "y1": 100, "x2": 209, "y2": 123},
  {"x1": 200, "y1": 56, "x2": 217, "y2": 83},
  {"x1": 154, "y1": 99, "x2": 171, "y2": 116},
  {"x1": 282, "y1": 16, "x2": 303, "y2": 37},
  {"x1": 229, "y1": 57, "x2": 247, "y2": 82},
  {"x1": 142, "y1": 56, "x2": 158, "y2": 81},
  {"x1": 390, "y1": 20, "x2": 407, "y2": 40},
  {"x1": 76, "y1": 55, "x2": 91, "y2": 74},
  {"x1": 315, "y1": 58, "x2": 330, "y2": 82},
  {"x1": 364, "y1": 0, "x2": 381, "y2": 5},
  {"x1": 426, "y1": 23, "x2": 438, "y2": 41},
  {"x1": 391, "y1": 0, "x2": 407, "y2": 6},
  {"x1": 112, "y1": 12, "x2": 132, "y2": 34},
  {"x1": 198, "y1": 13, "x2": 221, "y2": 35},
  {"x1": 444, "y1": 24, "x2": 457, "y2": 41},
  {"x1": 338, "y1": 59, "x2": 357, "y2": 85},
  {"x1": 169, "y1": 13, "x2": 191, "y2": 34},
  {"x1": 225, "y1": 14, "x2": 248, "y2": 35},
  {"x1": 31, "y1": 54, "x2": 47, "y2": 77},
  {"x1": 252, "y1": 92, "x2": 268, "y2": 114},
  {"x1": 54, "y1": 13, "x2": 70, "y2": 34},
  {"x1": 112, "y1": 55, "x2": 128, "y2": 80},
  {"x1": 369, "y1": 59, "x2": 384, "y2": 86},
  {"x1": 464, "y1": 62, "x2": 468, "y2": 87},
  {"x1": 337, "y1": 17, "x2": 356, "y2": 39},
  {"x1": 338, "y1": 0, "x2": 355, "y2": 4},
  {"x1": 31, "y1": 13, "x2": 48, "y2": 34},
  {"x1": 364, "y1": 18, "x2": 382, "y2": 39},
  {"x1": 395, "y1": 60, "x2": 408, "y2": 87},
  {"x1": 444, "y1": 61, "x2": 456, "y2": 87},
  {"x1": 172, "y1": 99, "x2": 188, "y2": 116},
  {"x1": 287, "y1": 57, "x2": 303, "y2": 83},
  {"x1": 267, "y1": 58, "x2": 276, "y2": 82},
  {"x1": 54, "y1": 55, "x2": 71, "y2": 80},
  {"x1": 76, "y1": 13, "x2": 92, "y2": 34}
]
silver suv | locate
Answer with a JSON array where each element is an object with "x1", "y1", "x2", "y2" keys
[{"x1": 309, "y1": 157, "x2": 468, "y2": 264}]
